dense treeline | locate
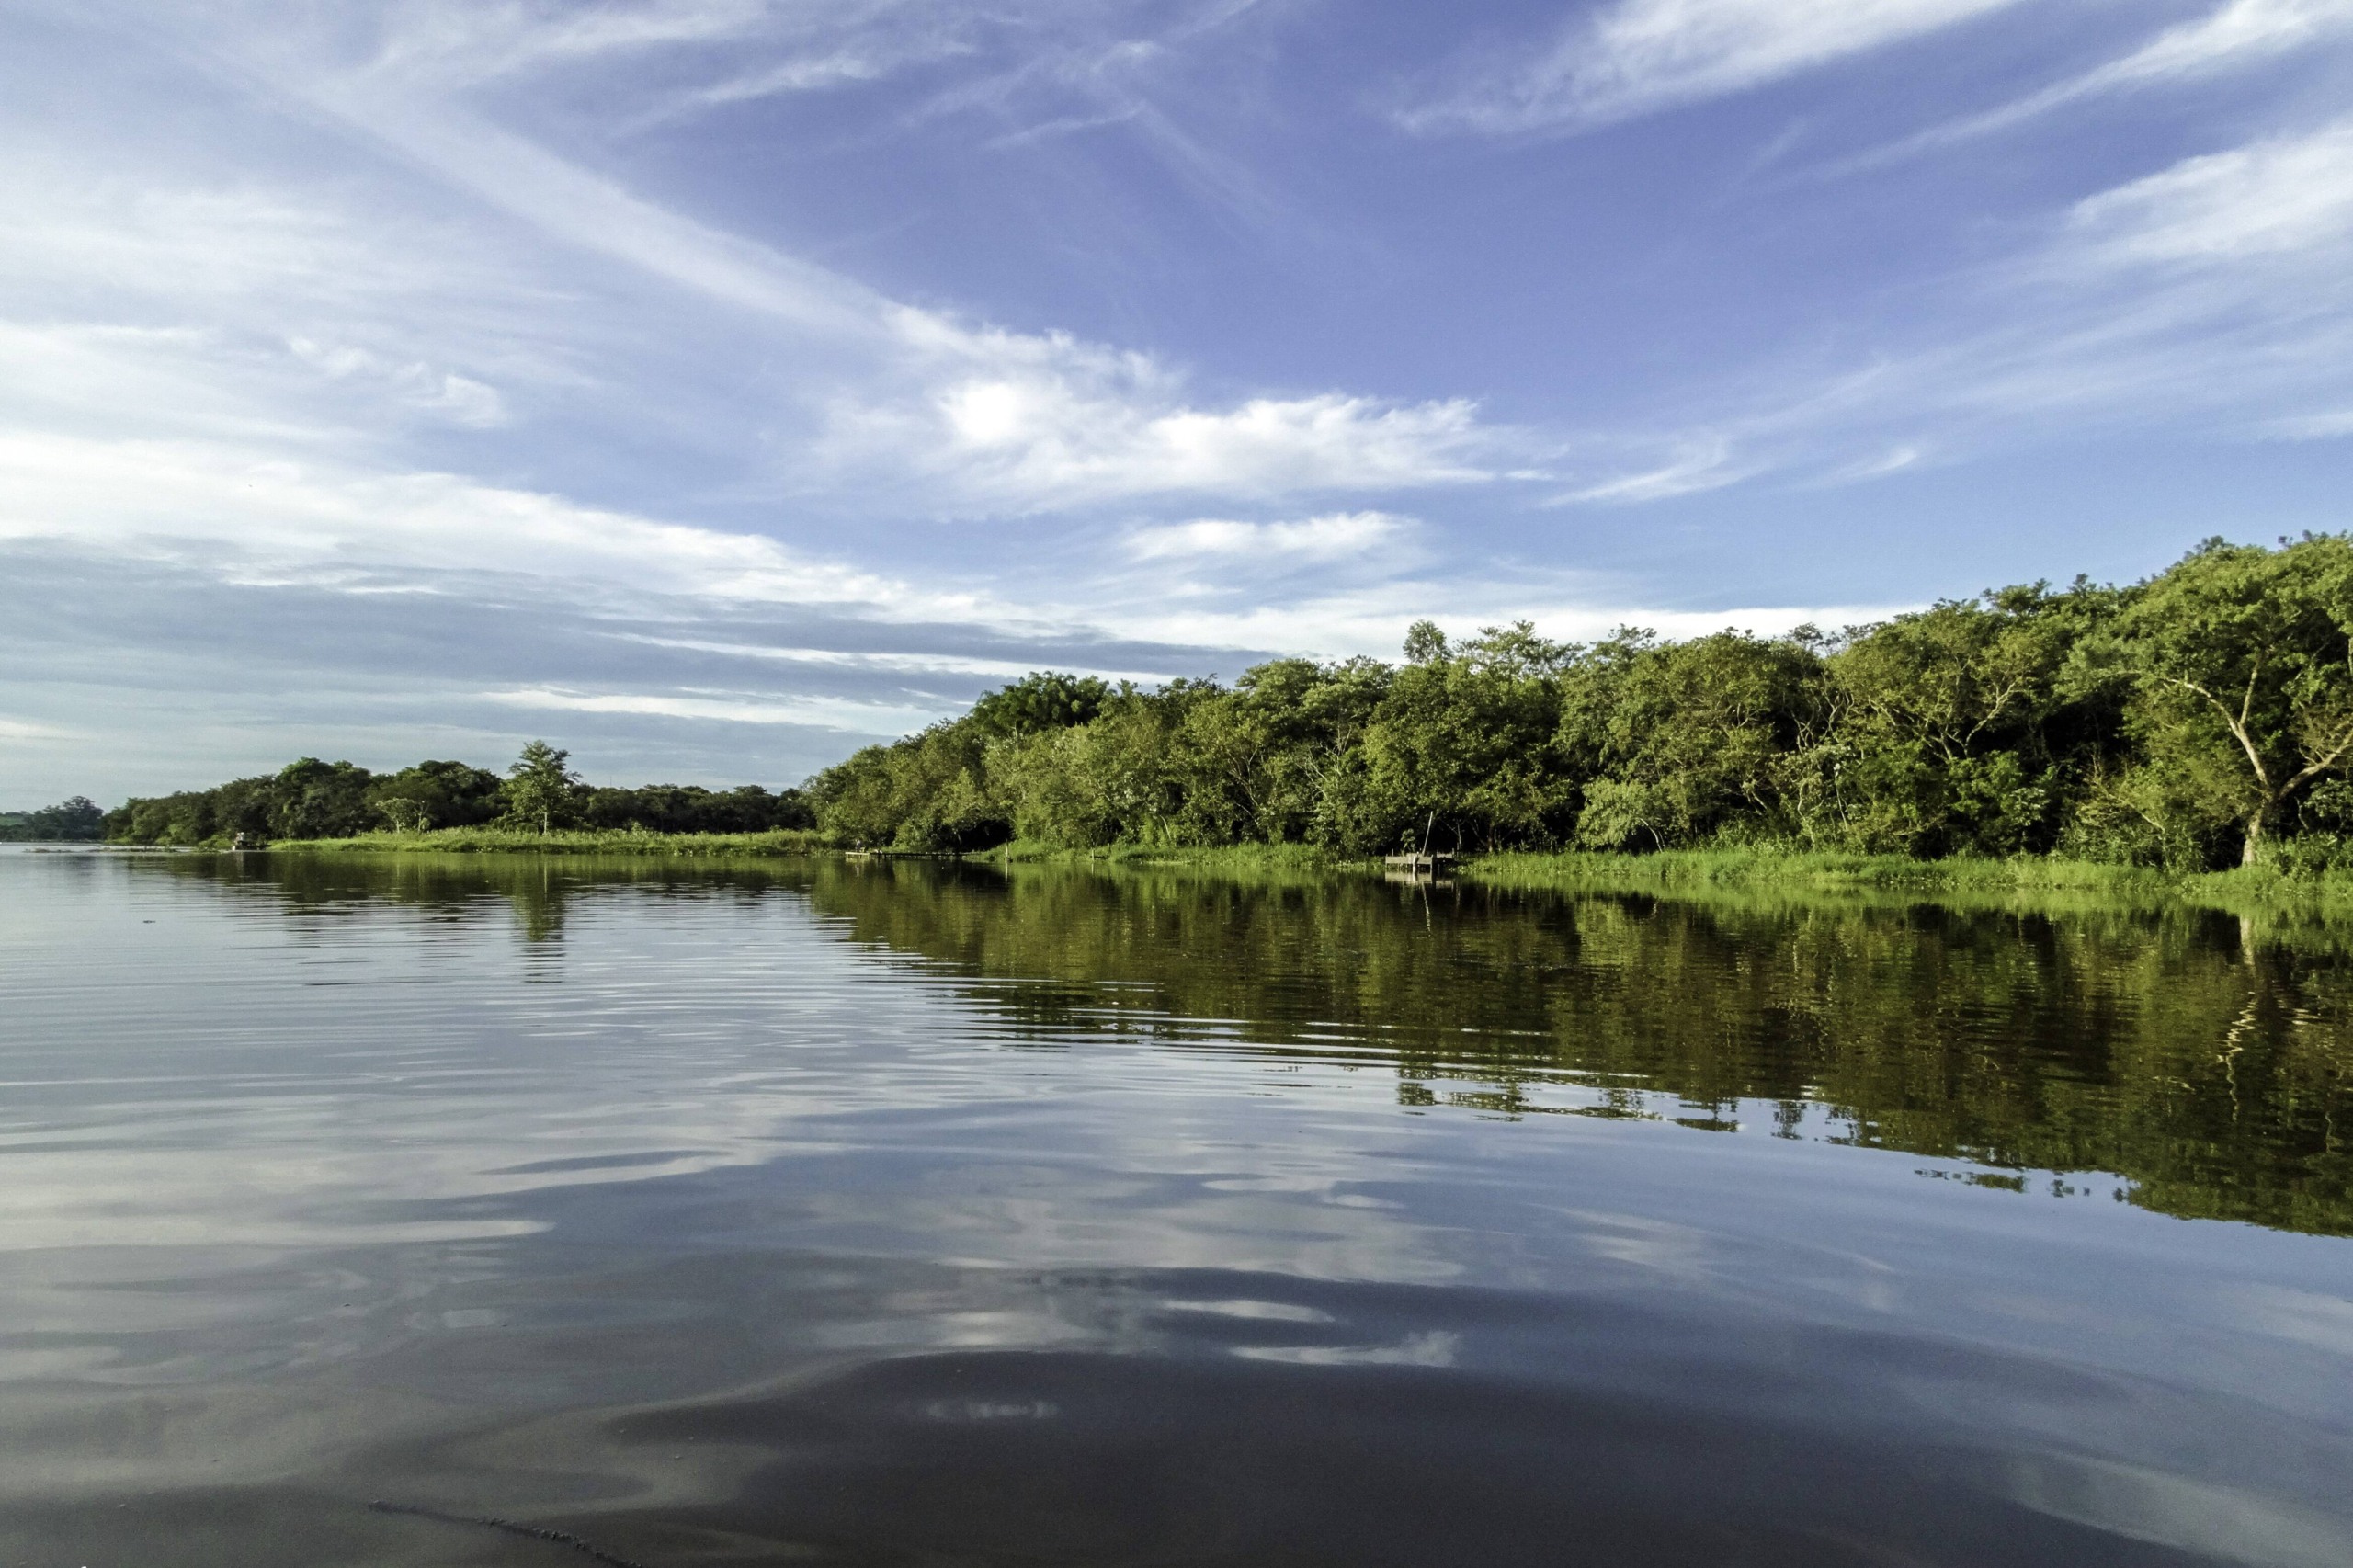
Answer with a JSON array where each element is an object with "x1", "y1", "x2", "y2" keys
[
  {"x1": 805, "y1": 537, "x2": 2353, "y2": 870},
  {"x1": 105, "y1": 744, "x2": 813, "y2": 846},
  {"x1": 0, "y1": 797, "x2": 104, "y2": 841}
]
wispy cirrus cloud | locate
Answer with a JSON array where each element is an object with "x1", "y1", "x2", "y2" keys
[
  {"x1": 1552, "y1": 115, "x2": 2353, "y2": 500},
  {"x1": 1846, "y1": 0, "x2": 2353, "y2": 168},
  {"x1": 15, "y1": 3, "x2": 1494, "y2": 525},
  {"x1": 483, "y1": 686, "x2": 953, "y2": 733},
  {"x1": 1399, "y1": 0, "x2": 2024, "y2": 136},
  {"x1": 2063, "y1": 117, "x2": 2353, "y2": 268},
  {"x1": 0, "y1": 718, "x2": 84, "y2": 742},
  {"x1": 0, "y1": 429, "x2": 930, "y2": 610}
]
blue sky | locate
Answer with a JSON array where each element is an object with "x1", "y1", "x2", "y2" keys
[{"x1": 5, "y1": 0, "x2": 2352, "y2": 801}]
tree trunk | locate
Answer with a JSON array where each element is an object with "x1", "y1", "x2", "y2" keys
[{"x1": 2243, "y1": 807, "x2": 2267, "y2": 867}]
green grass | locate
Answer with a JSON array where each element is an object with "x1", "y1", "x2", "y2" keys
[
  {"x1": 1460, "y1": 844, "x2": 2353, "y2": 914},
  {"x1": 184, "y1": 828, "x2": 2353, "y2": 917}
]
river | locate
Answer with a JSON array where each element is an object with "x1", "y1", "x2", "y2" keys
[{"x1": 2, "y1": 846, "x2": 2347, "y2": 1566}]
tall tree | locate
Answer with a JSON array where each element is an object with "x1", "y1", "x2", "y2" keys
[
  {"x1": 505, "y1": 741, "x2": 580, "y2": 836},
  {"x1": 2120, "y1": 538, "x2": 2353, "y2": 866}
]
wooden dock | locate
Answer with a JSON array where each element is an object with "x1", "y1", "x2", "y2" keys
[{"x1": 1382, "y1": 852, "x2": 1456, "y2": 876}]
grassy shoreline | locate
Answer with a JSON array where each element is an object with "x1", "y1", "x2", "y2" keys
[
  {"x1": 1457, "y1": 846, "x2": 2336, "y2": 900},
  {"x1": 128, "y1": 829, "x2": 2353, "y2": 907}
]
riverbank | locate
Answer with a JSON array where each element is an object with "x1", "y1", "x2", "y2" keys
[
  {"x1": 1457, "y1": 846, "x2": 2353, "y2": 902},
  {"x1": 182, "y1": 830, "x2": 2353, "y2": 908}
]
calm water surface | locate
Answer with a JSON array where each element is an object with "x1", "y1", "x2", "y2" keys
[{"x1": 1, "y1": 847, "x2": 2348, "y2": 1567}]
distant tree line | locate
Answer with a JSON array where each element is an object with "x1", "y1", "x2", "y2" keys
[
  {"x1": 104, "y1": 744, "x2": 814, "y2": 846},
  {"x1": 0, "y1": 797, "x2": 105, "y2": 842},
  {"x1": 805, "y1": 536, "x2": 2353, "y2": 870}
]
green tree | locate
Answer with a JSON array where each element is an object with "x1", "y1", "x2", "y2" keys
[
  {"x1": 368, "y1": 759, "x2": 504, "y2": 835},
  {"x1": 968, "y1": 672, "x2": 1112, "y2": 737},
  {"x1": 505, "y1": 741, "x2": 580, "y2": 835},
  {"x1": 1345, "y1": 622, "x2": 1574, "y2": 854},
  {"x1": 2118, "y1": 538, "x2": 2353, "y2": 866},
  {"x1": 1823, "y1": 585, "x2": 2115, "y2": 856},
  {"x1": 1160, "y1": 658, "x2": 1392, "y2": 845},
  {"x1": 269, "y1": 759, "x2": 379, "y2": 840},
  {"x1": 0, "y1": 797, "x2": 105, "y2": 842},
  {"x1": 1561, "y1": 631, "x2": 1824, "y2": 849}
]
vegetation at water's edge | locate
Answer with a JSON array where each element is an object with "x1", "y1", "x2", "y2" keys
[
  {"x1": 1456, "y1": 845, "x2": 2353, "y2": 905},
  {"x1": 0, "y1": 797, "x2": 104, "y2": 842},
  {"x1": 104, "y1": 747, "x2": 815, "y2": 848},
  {"x1": 804, "y1": 536, "x2": 2353, "y2": 875},
  {"x1": 89, "y1": 535, "x2": 2353, "y2": 889}
]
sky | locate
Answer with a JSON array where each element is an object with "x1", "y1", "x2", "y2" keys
[{"x1": 4, "y1": 0, "x2": 2352, "y2": 802}]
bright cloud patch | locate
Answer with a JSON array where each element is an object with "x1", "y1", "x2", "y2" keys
[
  {"x1": 483, "y1": 687, "x2": 953, "y2": 733},
  {"x1": 0, "y1": 430, "x2": 917, "y2": 608},
  {"x1": 0, "y1": 717, "x2": 82, "y2": 741},
  {"x1": 922, "y1": 372, "x2": 1490, "y2": 505},
  {"x1": 2070, "y1": 119, "x2": 2353, "y2": 266},
  {"x1": 1127, "y1": 513, "x2": 1407, "y2": 562},
  {"x1": 1404, "y1": 0, "x2": 2023, "y2": 134}
]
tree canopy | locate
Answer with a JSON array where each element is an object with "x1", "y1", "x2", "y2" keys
[
  {"x1": 104, "y1": 747, "x2": 813, "y2": 846},
  {"x1": 90, "y1": 538, "x2": 2353, "y2": 870},
  {"x1": 797, "y1": 539, "x2": 2353, "y2": 869},
  {"x1": 0, "y1": 797, "x2": 104, "y2": 842}
]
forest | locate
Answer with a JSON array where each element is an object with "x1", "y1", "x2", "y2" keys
[
  {"x1": 85, "y1": 535, "x2": 2353, "y2": 870},
  {"x1": 0, "y1": 797, "x2": 104, "y2": 842},
  {"x1": 103, "y1": 747, "x2": 814, "y2": 846},
  {"x1": 806, "y1": 535, "x2": 2353, "y2": 870}
]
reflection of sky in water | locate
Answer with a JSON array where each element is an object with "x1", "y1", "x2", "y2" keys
[{"x1": 2, "y1": 849, "x2": 2350, "y2": 1567}]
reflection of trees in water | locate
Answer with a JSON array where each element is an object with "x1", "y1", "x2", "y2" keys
[
  {"x1": 507, "y1": 861, "x2": 565, "y2": 965},
  {"x1": 801, "y1": 861, "x2": 2352, "y2": 1238},
  {"x1": 131, "y1": 852, "x2": 2348, "y2": 1235},
  {"x1": 134, "y1": 852, "x2": 809, "y2": 972}
]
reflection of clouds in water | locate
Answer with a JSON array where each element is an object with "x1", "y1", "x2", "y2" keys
[
  {"x1": 1235, "y1": 1330, "x2": 1460, "y2": 1367},
  {"x1": 2229, "y1": 1283, "x2": 2353, "y2": 1357},
  {"x1": 0, "y1": 856, "x2": 1485, "y2": 1372},
  {"x1": 7, "y1": 855, "x2": 2353, "y2": 1568},
  {"x1": 1998, "y1": 1454, "x2": 2353, "y2": 1568}
]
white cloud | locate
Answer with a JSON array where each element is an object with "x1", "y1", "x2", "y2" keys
[
  {"x1": 1858, "y1": 0, "x2": 2353, "y2": 165},
  {"x1": 611, "y1": 635, "x2": 1176, "y2": 683},
  {"x1": 2265, "y1": 406, "x2": 2353, "y2": 438},
  {"x1": 2068, "y1": 119, "x2": 2353, "y2": 267},
  {"x1": 1127, "y1": 512, "x2": 1407, "y2": 562},
  {"x1": 2081, "y1": 0, "x2": 2353, "y2": 88},
  {"x1": 483, "y1": 687, "x2": 951, "y2": 733},
  {"x1": 0, "y1": 718, "x2": 83, "y2": 742},
  {"x1": 1555, "y1": 117, "x2": 2353, "y2": 494},
  {"x1": 904, "y1": 369, "x2": 1492, "y2": 506},
  {"x1": 10, "y1": 18, "x2": 1505, "y2": 514},
  {"x1": 1558, "y1": 440, "x2": 1753, "y2": 504},
  {"x1": 1079, "y1": 581, "x2": 1907, "y2": 662},
  {"x1": 288, "y1": 339, "x2": 509, "y2": 426},
  {"x1": 1402, "y1": 0, "x2": 2023, "y2": 135},
  {"x1": 156, "y1": 2, "x2": 1509, "y2": 509},
  {"x1": 0, "y1": 430, "x2": 934, "y2": 609}
]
